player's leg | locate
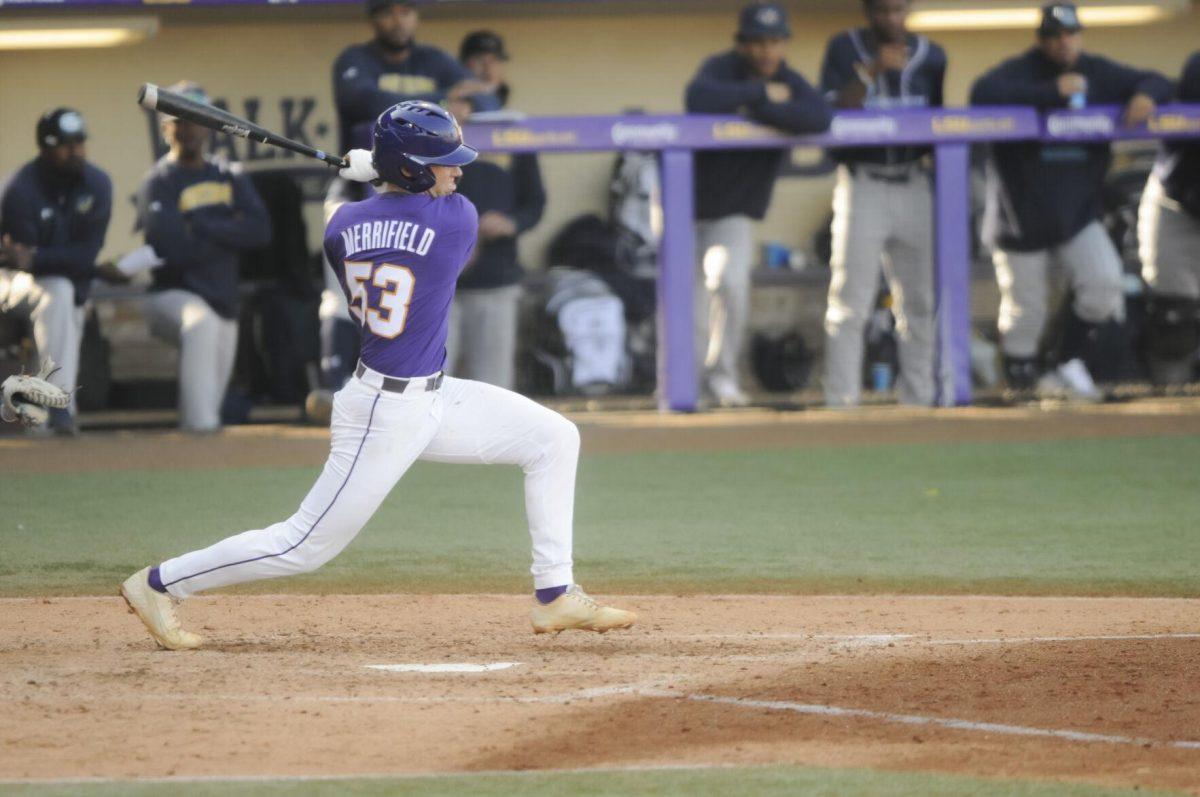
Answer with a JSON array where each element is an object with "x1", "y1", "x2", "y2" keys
[
  {"x1": 455, "y1": 285, "x2": 521, "y2": 389},
  {"x1": 213, "y1": 314, "x2": 238, "y2": 419},
  {"x1": 882, "y1": 179, "x2": 936, "y2": 406},
  {"x1": 310, "y1": 263, "x2": 360, "y2": 424},
  {"x1": 28, "y1": 276, "x2": 82, "y2": 426},
  {"x1": 703, "y1": 214, "x2": 754, "y2": 406},
  {"x1": 418, "y1": 377, "x2": 634, "y2": 633},
  {"x1": 694, "y1": 219, "x2": 719, "y2": 393},
  {"x1": 993, "y1": 246, "x2": 1049, "y2": 390},
  {"x1": 1057, "y1": 220, "x2": 1128, "y2": 381},
  {"x1": 123, "y1": 377, "x2": 441, "y2": 648},
  {"x1": 1139, "y1": 173, "x2": 1200, "y2": 383},
  {"x1": 318, "y1": 261, "x2": 359, "y2": 391},
  {"x1": 823, "y1": 167, "x2": 890, "y2": 407},
  {"x1": 145, "y1": 289, "x2": 220, "y2": 432}
]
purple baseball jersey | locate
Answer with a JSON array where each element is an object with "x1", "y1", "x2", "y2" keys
[{"x1": 324, "y1": 191, "x2": 478, "y2": 378}]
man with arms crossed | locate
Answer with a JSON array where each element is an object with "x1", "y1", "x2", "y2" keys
[
  {"x1": 971, "y1": 3, "x2": 1171, "y2": 396},
  {"x1": 120, "y1": 102, "x2": 635, "y2": 649},
  {"x1": 685, "y1": 2, "x2": 832, "y2": 407}
]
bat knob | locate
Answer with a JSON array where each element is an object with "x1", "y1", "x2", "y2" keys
[{"x1": 138, "y1": 84, "x2": 159, "y2": 111}]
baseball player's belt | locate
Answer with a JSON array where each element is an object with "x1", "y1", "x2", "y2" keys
[
  {"x1": 848, "y1": 161, "x2": 926, "y2": 184},
  {"x1": 355, "y1": 361, "x2": 444, "y2": 394}
]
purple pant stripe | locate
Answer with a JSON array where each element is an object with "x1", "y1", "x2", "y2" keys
[{"x1": 163, "y1": 394, "x2": 381, "y2": 588}]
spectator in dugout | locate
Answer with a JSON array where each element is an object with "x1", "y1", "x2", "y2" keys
[
  {"x1": 970, "y1": 2, "x2": 1171, "y2": 398},
  {"x1": 136, "y1": 81, "x2": 271, "y2": 433},
  {"x1": 0, "y1": 108, "x2": 113, "y2": 435},
  {"x1": 819, "y1": 0, "x2": 946, "y2": 409},
  {"x1": 685, "y1": 1, "x2": 832, "y2": 408},
  {"x1": 443, "y1": 30, "x2": 546, "y2": 390},
  {"x1": 1138, "y1": 51, "x2": 1200, "y2": 385},
  {"x1": 310, "y1": 0, "x2": 499, "y2": 414}
]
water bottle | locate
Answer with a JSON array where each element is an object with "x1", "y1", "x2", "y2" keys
[
  {"x1": 871, "y1": 362, "x2": 894, "y2": 392},
  {"x1": 1068, "y1": 76, "x2": 1087, "y2": 110}
]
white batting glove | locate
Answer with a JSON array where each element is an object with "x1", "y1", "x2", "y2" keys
[{"x1": 339, "y1": 149, "x2": 378, "y2": 183}]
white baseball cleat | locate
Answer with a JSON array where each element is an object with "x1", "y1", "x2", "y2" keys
[
  {"x1": 530, "y1": 585, "x2": 637, "y2": 635},
  {"x1": 119, "y1": 567, "x2": 203, "y2": 651},
  {"x1": 1037, "y1": 358, "x2": 1102, "y2": 403},
  {"x1": 707, "y1": 374, "x2": 750, "y2": 408}
]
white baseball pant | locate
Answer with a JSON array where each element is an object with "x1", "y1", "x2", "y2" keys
[
  {"x1": 823, "y1": 165, "x2": 936, "y2": 408},
  {"x1": 694, "y1": 214, "x2": 754, "y2": 394},
  {"x1": 156, "y1": 368, "x2": 577, "y2": 598},
  {"x1": 145, "y1": 289, "x2": 237, "y2": 433},
  {"x1": 444, "y1": 284, "x2": 522, "y2": 390},
  {"x1": 993, "y1": 220, "x2": 1125, "y2": 358},
  {"x1": 0, "y1": 271, "x2": 84, "y2": 415},
  {"x1": 1139, "y1": 173, "x2": 1200, "y2": 300}
]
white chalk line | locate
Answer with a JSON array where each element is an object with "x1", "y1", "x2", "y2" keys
[
  {"x1": 663, "y1": 632, "x2": 1200, "y2": 647},
  {"x1": 0, "y1": 681, "x2": 663, "y2": 707},
  {"x1": 0, "y1": 763, "x2": 738, "y2": 787},
  {"x1": 365, "y1": 662, "x2": 520, "y2": 673},
  {"x1": 631, "y1": 689, "x2": 1200, "y2": 751}
]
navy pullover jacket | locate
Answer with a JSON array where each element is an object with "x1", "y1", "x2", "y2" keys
[
  {"x1": 0, "y1": 158, "x2": 112, "y2": 305},
  {"x1": 686, "y1": 51, "x2": 832, "y2": 221},
  {"x1": 333, "y1": 42, "x2": 497, "y2": 152},
  {"x1": 456, "y1": 154, "x2": 545, "y2": 290},
  {"x1": 136, "y1": 157, "x2": 271, "y2": 319},
  {"x1": 820, "y1": 29, "x2": 947, "y2": 166},
  {"x1": 971, "y1": 48, "x2": 1172, "y2": 251}
]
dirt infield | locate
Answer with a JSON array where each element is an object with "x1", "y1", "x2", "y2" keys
[
  {"x1": 4, "y1": 397, "x2": 1200, "y2": 475},
  {"x1": 1, "y1": 595, "x2": 1197, "y2": 792}
]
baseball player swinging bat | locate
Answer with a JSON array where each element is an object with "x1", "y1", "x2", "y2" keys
[{"x1": 137, "y1": 83, "x2": 348, "y2": 169}]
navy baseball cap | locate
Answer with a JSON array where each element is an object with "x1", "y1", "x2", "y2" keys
[
  {"x1": 460, "y1": 30, "x2": 508, "y2": 62},
  {"x1": 737, "y1": 2, "x2": 791, "y2": 40},
  {"x1": 365, "y1": 0, "x2": 422, "y2": 15},
  {"x1": 36, "y1": 108, "x2": 87, "y2": 149},
  {"x1": 1038, "y1": 3, "x2": 1084, "y2": 36}
]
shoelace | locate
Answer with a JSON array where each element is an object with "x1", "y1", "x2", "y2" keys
[{"x1": 568, "y1": 586, "x2": 599, "y2": 610}]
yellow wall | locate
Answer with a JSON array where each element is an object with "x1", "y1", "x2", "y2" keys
[{"x1": 1, "y1": 5, "x2": 1197, "y2": 270}]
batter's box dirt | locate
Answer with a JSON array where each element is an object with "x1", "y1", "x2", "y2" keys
[{"x1": 1, "y1": 595, "x2": 1198, "y2": 793}]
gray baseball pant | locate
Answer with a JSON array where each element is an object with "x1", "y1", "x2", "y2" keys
[
  {"x1": 145, "y1": 289, "x2": 237, "y2": 432},
  {"x1": 694, "y1": 214, "x2": 754, "y2": 393},
  {"x1": 1139, "y1": 173, "x2": 1200, "y2": 300},
  {"x1": 0, "y1": 271, "x2": 84, "y2": 416},
  {"x1": 823, "y1": 165, "x2": 936, "y2": 407},
  {"x1": 444, "y1": 284, "x2": 522, "y2": 390},
  {"x1": 993, "y1": 220, "x2": 1125, "y2": 359}
]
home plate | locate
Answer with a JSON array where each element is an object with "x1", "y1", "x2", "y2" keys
[{"x1": 366, "y1": 662, "x2": 521, "y2": 673}]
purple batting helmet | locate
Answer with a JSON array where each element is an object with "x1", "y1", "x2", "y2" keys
[{"x1": 372, "y1": 100, "x2": 477, "y2": 192}]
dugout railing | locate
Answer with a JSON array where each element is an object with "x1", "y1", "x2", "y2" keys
[{"x1": 461, "y1": 105, "x2": 1200, "y2": 412}]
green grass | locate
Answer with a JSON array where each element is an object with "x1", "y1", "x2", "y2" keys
[
  {"x1": 0, "y1": 766, "x2": 1188, "y2": 797},
  {"x1": 3, "y1": 435, "x2": 1198, "y2": 597}
]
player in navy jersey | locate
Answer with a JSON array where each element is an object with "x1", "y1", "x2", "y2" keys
[{"x1": 119, "y1": 102, "x2": 636, "y2": 650}]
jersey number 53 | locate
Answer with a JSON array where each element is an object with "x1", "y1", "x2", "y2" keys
[{"x1": 344, "y1": 261, "x2": 416, "y2": 339}]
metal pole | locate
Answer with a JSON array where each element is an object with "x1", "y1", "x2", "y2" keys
[
  {"x1": 657, "y1": 149, "x2": 698, "y2": 412},
  {"x1": 933, "y1": 143, "x2": 973, "y2": 406}
]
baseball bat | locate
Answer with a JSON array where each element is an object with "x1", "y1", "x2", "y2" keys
[{"x1": 138, "y1": 83, "x2": 347, "y2": 169}]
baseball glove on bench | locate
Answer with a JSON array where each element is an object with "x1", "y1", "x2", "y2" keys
[{"x1": 1, "y1": 358, "x2": 71, "y2": 427}]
